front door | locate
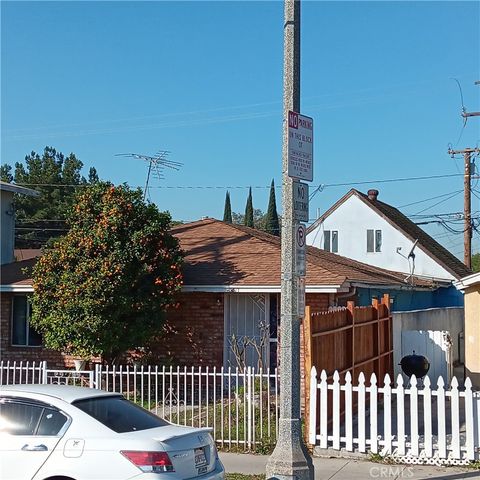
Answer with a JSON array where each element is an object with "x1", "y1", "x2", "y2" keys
[{"x1": 224, "y1": 293, "x2": 270, "y2": 370}]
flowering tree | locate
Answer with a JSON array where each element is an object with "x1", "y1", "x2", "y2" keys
[{"x1": 30, "y1": 182, "x2": 183, "y2": 363}]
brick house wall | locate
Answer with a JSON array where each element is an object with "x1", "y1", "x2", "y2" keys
[
  {"x1": 0, "y1": 292, "x2": 69, "y2": 368},
  {"x1": 1, "y1": 290, "x2": 333, "y2": 372},
  {"x1": 151, "y1": 291, "x2": 225, "y2": 367}
]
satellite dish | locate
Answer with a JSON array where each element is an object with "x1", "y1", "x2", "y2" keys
[{"x1": 408, "y1": 239, "x2": 419, "y2": 259}]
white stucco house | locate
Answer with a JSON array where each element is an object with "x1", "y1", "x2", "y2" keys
[{"x1": 306, "y1": 188, "x2": 470, "y2": 283}]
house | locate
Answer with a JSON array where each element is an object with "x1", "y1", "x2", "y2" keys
[
  {"x1": 1, "y1": 181, "x2": 39, "y2": 265},
  {"x1": 306, "y1": 188, "x2": 470, "y2": 310},
  {"x1": 1, "y1": 217, "x2": 431, "y2": 369},
  {"x1": 454, "y1": 272, "x2": 480, "y2": 389},
  {"x1": 150, "y1": 218, "x2": 445, "y2": 369},
  {"x1": 306, "y1": 188, "x2": 471, "y2": 383}
]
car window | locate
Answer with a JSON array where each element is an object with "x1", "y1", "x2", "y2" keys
[
  {"x1": 0, "y1": 401, "x2": 43, "y2": 435},
  {"x1": 0, "y1": 400, "x2": 68, "y2": 436},
  {"x1": 37, "y1": 409, "x2": 68, "y2": 436},
  {"x1": 73, "y1": 396, "x2": 169, "y2": 433}
]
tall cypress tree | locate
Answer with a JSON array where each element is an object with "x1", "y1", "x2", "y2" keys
[
  {"x1": 265, "y1": 179, "x2": 280, "y2": 235},
  {"x1": 244, "y1": 187, "x2": 254, "y2": 228},
  {"x1": 223, "y1": 191, "x2": 232, "y2": 223}
]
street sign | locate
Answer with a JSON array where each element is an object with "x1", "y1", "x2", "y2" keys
[
  {"x1": 287, "y1": 110, "x2": 313, "y2": 182},
  {"x1": 295, "y1": 223, "x2": 306, "y2": 277},
  {"x1": 297, "y1": 277, "x2": 305, "y2": 317},
  {"x1": 293, "y1": 181, "x2": 309, "y2": 222}
]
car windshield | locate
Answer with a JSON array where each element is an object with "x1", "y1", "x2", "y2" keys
[{"x1": 73, "y1": 396, "x2": 169, "y2": 433}]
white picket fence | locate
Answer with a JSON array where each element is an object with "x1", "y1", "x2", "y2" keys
[
  {"x1": 308, "y1": 367, "x2": 480, "y2": 465},
  {"x1": 0, "y1": 361, "x2": 279, "y2": 451}
]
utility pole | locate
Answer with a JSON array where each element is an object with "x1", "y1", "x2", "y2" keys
[
  {"x1": 448, "y1": 147, "x2": 480, "y2": 269},
  {"x1": 266, "y1": 1, "x2": 314, "y2": 479}
]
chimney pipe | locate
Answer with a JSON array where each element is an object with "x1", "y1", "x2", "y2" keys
[{"x1": 367, "y1": 189, "x2": 379, "y2": 201}]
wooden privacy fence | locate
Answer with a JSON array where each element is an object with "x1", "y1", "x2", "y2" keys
[
  {"x1": 303, "y1": 294, "x2": 393, "y2": 431},
  {"x1": 308, "y1": 368, "x2": 480, "y2": 464}
]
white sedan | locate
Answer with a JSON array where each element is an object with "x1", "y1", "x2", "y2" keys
[{"x1": 0, "y1": 384, "x2": 225, "y2": 480}]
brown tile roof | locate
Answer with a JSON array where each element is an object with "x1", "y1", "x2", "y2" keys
[
  {"x1": 307, "y1": 189, "x2": 471, "y2": 280},
  {"x1": 14, "y1": 249, "x2": 42, "y2": 261},
  {"x1": 172, "y1": 218, "x2": 412, "y2": 288},
  {"x1": 1, "y1": 219, "x2": 436, "y2": 290},
  {"x1": 0, "y1": 258, "x2": 37, "y2": 287}
]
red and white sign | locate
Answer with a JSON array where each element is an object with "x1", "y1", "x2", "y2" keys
[{"x1": 287, "y1": 111, "x2": 313, "y2": 182}]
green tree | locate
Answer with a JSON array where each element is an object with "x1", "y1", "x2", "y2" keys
[
  {"x1": 3, "y1": 147, "x2": 98, "y2": 247},
  {"x1": 264, "y1": 179, "x2": 280, "y2": 235},
  {"x1": 30, "y1": 182, "x2": 183, "y2": 363},
  {"x1": 1, "y1": 164, "x2": 13, "y2": 183},
  {"x1": 88, "y1": 167, "x2": 99, "y2": 184},
  {"x1": 472, "y1": 253, "x2": 480, "y2": 273},
  {"x1": 223, "y1": 191, "x2": 232, "y2": 223},
  {"x1": 232, "y1": 208, "x2": 264, "y2": 227},
  {"x1": 244, "y1": 187, "x2": 254, "y2": 228}
]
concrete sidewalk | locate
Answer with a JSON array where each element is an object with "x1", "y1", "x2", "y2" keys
[{"x1": 219, "y1": 453, "x2": 480, "y2": 479}]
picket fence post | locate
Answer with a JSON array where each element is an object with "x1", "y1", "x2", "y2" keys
[
  {"x1": 396, "y1": 374, "x2": 406, "y2": 456},
  {"x1": 383, "y1": 373, "x2": 392, "y2": 455},
  {"x1": 358, "y1": 372, "x2": 366, "y2": 453},
  {"x1": 308, "y1": 366, "x2": 317, "y2": 445},
  {"x1": 332, "y1": 371, "x2": 340, "y2": 450},
  {"x1": 437, "y1": 376, "x2": 447, "y2": 458},
  {"x1": 410, "y1": 374, "x2": 419, "y2": 457},
  {"x1": 369, "y1": 373, "x2": 378, "y2": 454},
  {"x1": 319, "y1": 370, "x2": 328, "y2": 449},
  {"x1": 451, "y1": 376, "x2": 461, "y2": 459},
  {"x1": 464, "y1": 377, "x2": 475, "y2": 460},
  {"x1": 423, "y1": 376, "x2": 433, "y2": 458},
  {"x1": 345, "y1": 371, "x2": 353, "y2": 452}
]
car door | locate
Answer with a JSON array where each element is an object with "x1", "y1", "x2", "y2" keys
[{"x1": 0, "y1": 398, "x2": 69, "y2": 480}]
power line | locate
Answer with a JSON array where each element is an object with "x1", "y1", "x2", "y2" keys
[{"x1": 12, "y1": 172, "x2": 464, "y2": 190}]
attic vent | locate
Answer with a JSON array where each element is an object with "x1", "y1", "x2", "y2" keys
[{"x1": 367, "y1": 189, "x2": 379, "y2": 201}]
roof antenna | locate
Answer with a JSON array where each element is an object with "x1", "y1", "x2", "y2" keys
[
  {"x1": 115, "y1": 151, "x2": 183, "y2": 200},
  {"x1": 397, "y1": 239, "x2": 419, "y2": 285}
]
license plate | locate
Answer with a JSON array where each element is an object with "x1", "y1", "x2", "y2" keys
[{"x1": 194, "y1": 447, "x2": 207, "y2": 467}]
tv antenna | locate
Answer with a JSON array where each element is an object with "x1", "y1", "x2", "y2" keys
[{"x1": 115, "y1": 150, "x2": 183, "y2": 200}]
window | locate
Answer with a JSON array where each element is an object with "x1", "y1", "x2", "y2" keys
[
  {"x1": 73, "y1": 396, "x2": 169, "y2": 433},
  {"x1": 331, "y1": 231, "x2": 338, "y2": 253},
  {"x1": 375, "y1": 230, "x2": 382, "y2": 252},
  {"x1": 367, "y1": 229, "x2": 382, "y2": 253},
  {"x1": 11, "y1": 296, "x2": 42, "y2": 347},
  {"x1": 323, "y1": 230, "x2": 331, "y2": 252},
  {"x1": 0, "y1": 400, "x2": 67, "y2": 436},
  {"x1": 323, "y1": 230, "x2": 338, "y2": 253}
]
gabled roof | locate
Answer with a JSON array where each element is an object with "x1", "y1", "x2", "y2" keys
[
  {"x1": 307, "y1": 189, "x2": 471, "y2": 280},
  {"x1": 0, "y1": 219, "x2": 439, "y2": 292},
  {"x1": 172, "y1": 218, "x2": 428, "y2": 291}
]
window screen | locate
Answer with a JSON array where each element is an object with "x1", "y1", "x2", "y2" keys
[
  {"x1": 375, "y1": 230, "x2": 382, "y2": 252},
  {"x1": 367, "y1": 229, "x2": 374, "y2": 252},
  {"x1": 331, "y1": 231, "x2": 338, "y2": 253},
  {"x1": 323, "y1": 230, "x2": 331, "y2": 252}
]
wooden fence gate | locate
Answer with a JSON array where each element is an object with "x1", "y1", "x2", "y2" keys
[{"x1": 304, "y1": 294, "x2": 393, "y2": 438}]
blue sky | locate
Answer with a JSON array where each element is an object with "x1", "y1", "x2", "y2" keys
[{"x1": 1, "y1": 1, "x2": 479, "y2": 258}]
